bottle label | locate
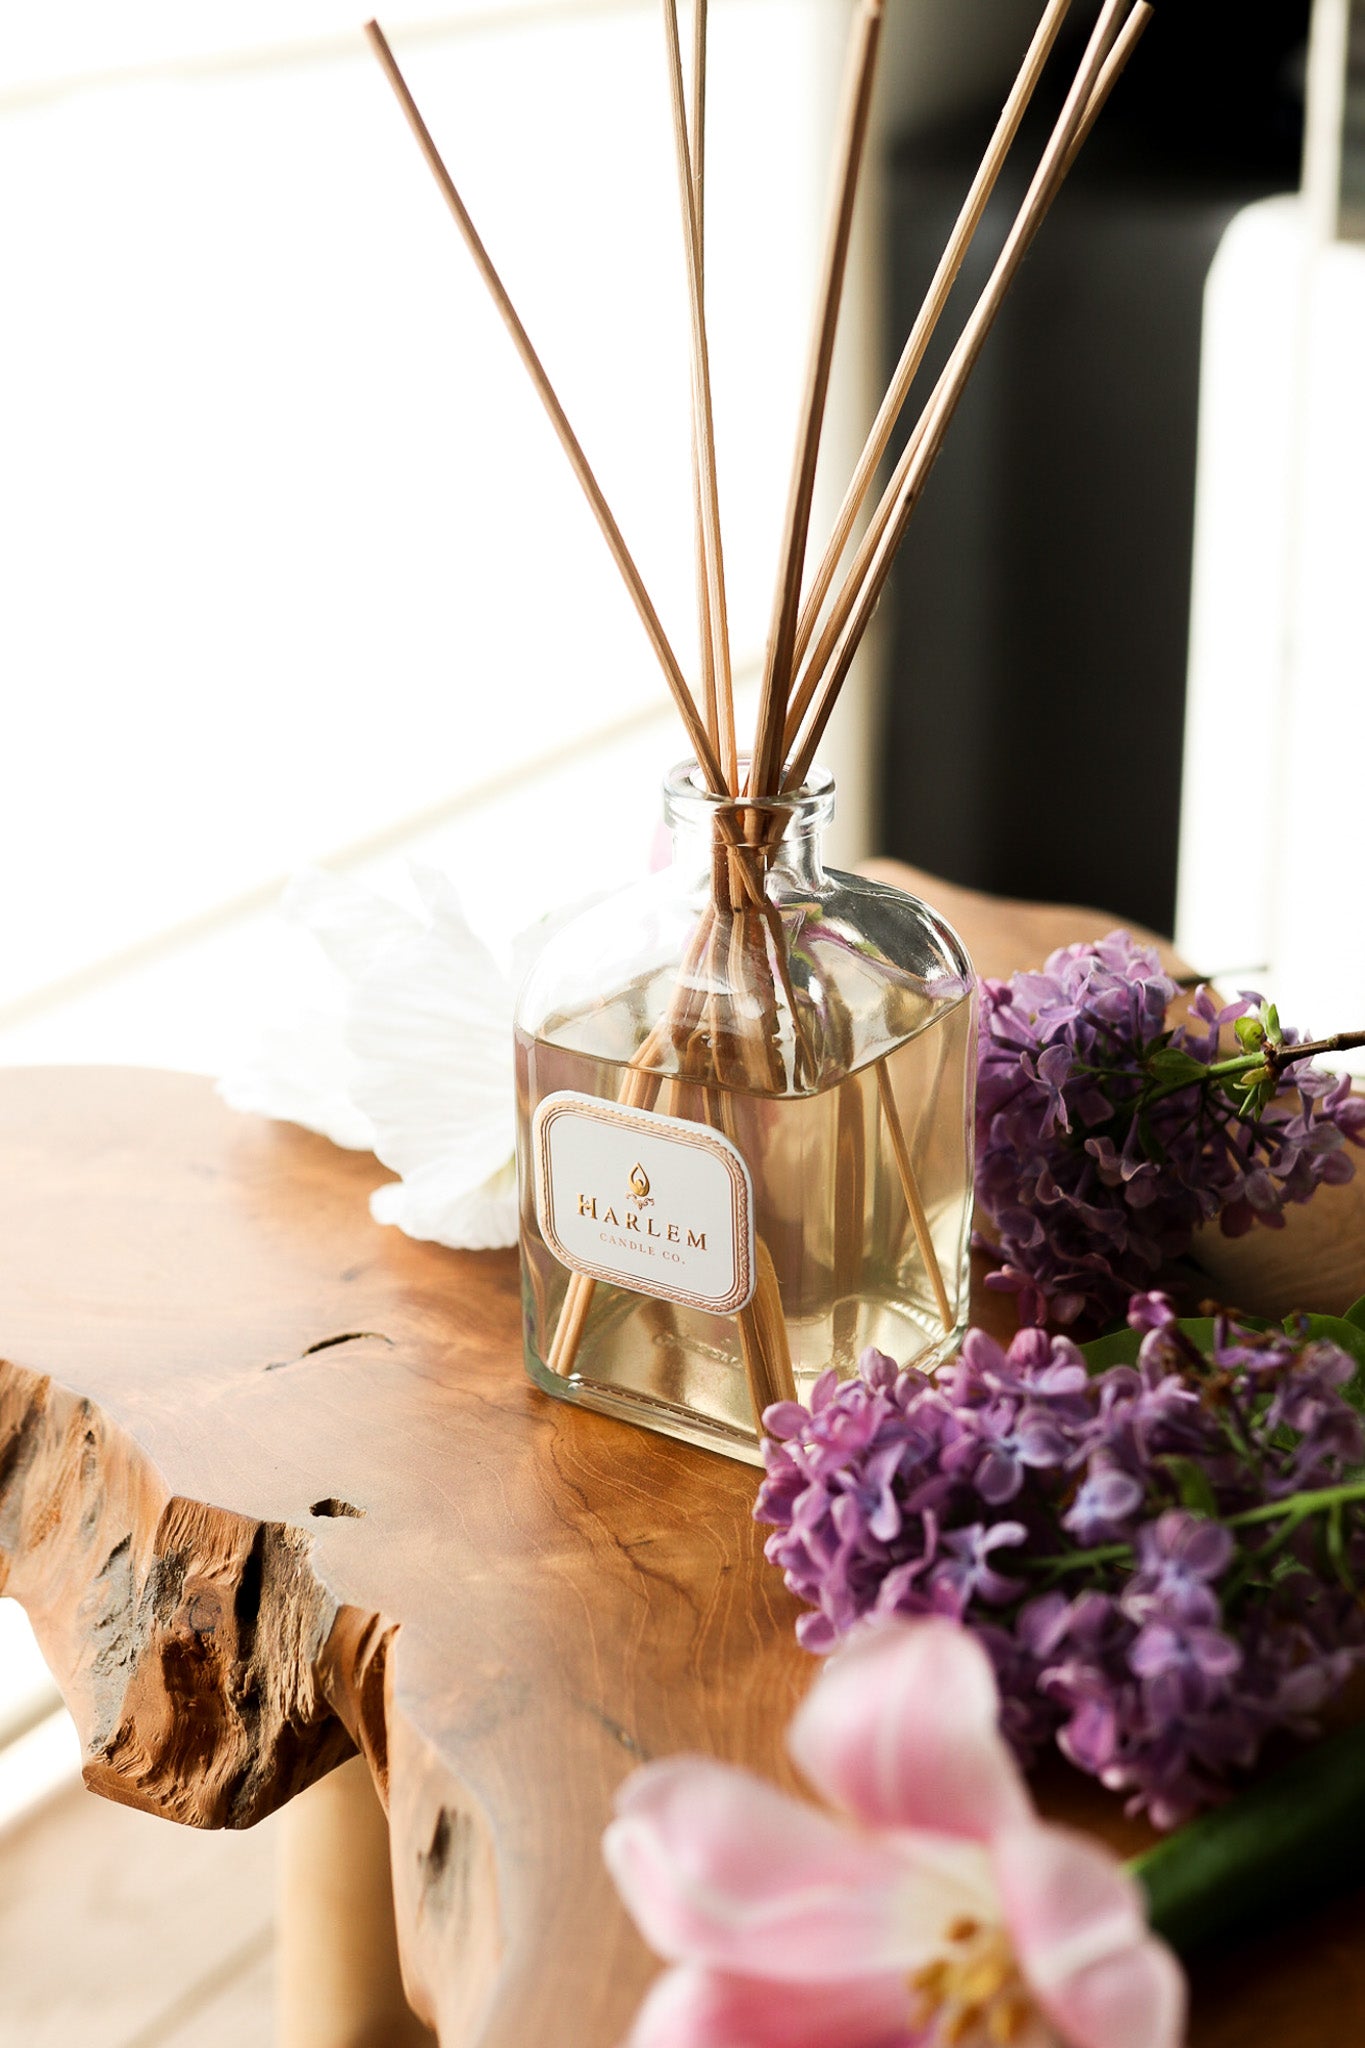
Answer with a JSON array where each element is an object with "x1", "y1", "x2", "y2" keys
[{"x1": 532, "y1": 1090, "x2": 756, "y2": 1315}]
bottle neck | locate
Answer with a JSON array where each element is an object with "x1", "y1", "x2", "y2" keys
[{"x1": 663, "y1": 760, "x2": 833, "y2": 897}]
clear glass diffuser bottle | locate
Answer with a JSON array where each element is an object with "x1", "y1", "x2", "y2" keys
[{"x1": 515, "y1": 760, "x2": 976, "y2": 1465}]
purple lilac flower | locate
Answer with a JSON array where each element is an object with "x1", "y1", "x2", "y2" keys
[
  {"x1": 756, "y1": 1295, "x2": 1365, "y2": 1828},
  {"x1": 975, "y1": 932, "x2": 1365, "y2": 1326}
]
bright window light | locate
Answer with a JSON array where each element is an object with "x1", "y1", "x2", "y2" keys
[{"x1": 0, "y1": 0, "x2": 865, "y2": 1061}]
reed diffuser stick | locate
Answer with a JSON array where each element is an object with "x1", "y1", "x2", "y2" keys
[
  {"x1": 364, "y1": 1, "x2": 1158, "y2": 1454},
  {"x1": 877, "y1": 1063, "x2": 953, "y2": 1332},
  {"x1": 690, "y1": 0, "x2": 708, "y2": 246},
  {"x1": 785, "y1": 0, "x2": 1072, "y2": 690},
  {"x1": 662, "y1": 0, "x2": 738, "y2": 789},
  {"x1": 1065, "y1": 0, "x2": 1153, "y2": 168},
  {"x1": 749, "y1": 0, "x2": 885, "y2": 798},
  {"x1": 784, "y1": 1, "x2": 1151, "y2": 769},
  {"x1": 741, "y1": 1244, "x2": 800, "y2": 1412},
  {"x1": 687, "y1": 0, "x2": 719, "y2": 753},
  {"x1": 688, "y1": 450, "x2": 720, "y2": 753},
  {"x1": 716, "y1": 882, "x2": 798, "y2": 1412},
  {"x1": 783, "y1": 0, "x2": 1146, "y2": 788},
  {"x1": 544, "y1": 920, "x2": 714, "y2": 1378},
  {"x1": 364, "y1": 18, "x2": 727, "y2": 794},
  {"x1": 782, "y1": 404, "x2": 929, "y2": 763},
  {"x1": 545, "y1": 864, "x2": 802, "y2": 1416},
  {"x1": 544, "y1": 831, "x2": 780, "y2": 1385}
]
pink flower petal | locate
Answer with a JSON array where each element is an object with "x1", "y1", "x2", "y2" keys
[
  {"x1": 788, "y1": 1620, "x2": 1031, "y2": 1840},
  {"x1": 1048, "y1": 1939, "x2": 1187, "y2": 2048},
  {"x1": 605, "y1": 1757, "x2": 977, "y2": 1981},
  {"x1": 622, "y1": 1966, "x2": 915, "y2": 2048},
  {"x1": 993, "y1": 1824, "x2": 1186, "y2": 2048}
]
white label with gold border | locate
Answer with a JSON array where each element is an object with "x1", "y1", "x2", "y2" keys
[{"x1": 532, "y1": 1090, "x2": 756, "y2": 1315}]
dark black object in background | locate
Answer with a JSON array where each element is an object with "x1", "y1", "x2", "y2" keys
[{"x1": 876, "y1": 1, "x2": 1309, "y2": 935}]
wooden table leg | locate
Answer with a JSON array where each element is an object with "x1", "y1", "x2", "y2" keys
[{"x1": 278, "y1": 1755, "x2": 437, "y2": 2048}]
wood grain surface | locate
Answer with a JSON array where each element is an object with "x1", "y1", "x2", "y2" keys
[{"x1": 0, "y1": 865, "x2": 1360, "y2": 2046}]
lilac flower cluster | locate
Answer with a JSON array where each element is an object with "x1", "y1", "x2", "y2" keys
[
  {"x1": 976, "y1": 931, "x2": 1365, "y2": 1326},
  {"x1": 756, "y1": 1297, "x2": 1365, "y2": 1828}
]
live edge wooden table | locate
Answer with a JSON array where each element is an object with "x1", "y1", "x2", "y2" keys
[{"x1": 2, "y1": 867, "x2": 1363, "y2": 2048}]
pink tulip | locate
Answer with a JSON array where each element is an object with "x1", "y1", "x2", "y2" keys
[{"x1": 604, "y1": 1620, "x2": 1185, "y2": 2048}]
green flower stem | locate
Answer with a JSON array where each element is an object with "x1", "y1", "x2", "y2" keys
[
  {"x1": 1143, "y1": 1029, "x2": 1365, "y2": 1110},
  {"x1": 1225, "y1": 1478, "x2": 1365, "y2": 1531},
  {"x1": 1027, "y1": 1541, "x2": 1131, "y2": 1575},
  {"x1": 1202, "y1": 1051, "x2": 1272, "y2": 1083},
  {"x1": 1028, "y1": 1479, "x2": 1365, "y2": 1580},
  {"x1": 1140, "y1": 1054, "x2": 1259, "y2": 1109},
  {"x1": 1133, "y1": 1717, "x2": 1365, "y2": 1956}
]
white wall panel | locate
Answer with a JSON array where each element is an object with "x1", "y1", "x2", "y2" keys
[{"x1": 1177, "y1": 196, "x2": 1365, "y2": 1065}]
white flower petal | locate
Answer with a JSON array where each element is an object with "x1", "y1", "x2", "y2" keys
[
  {"x1": 342, "y1": 882, "x2": 516, "y2": 1196},
  {"x1": 370, "y1": 1158, "x2": 519, "y2": 1251},
  {"x1": 217, "y1": 1009, "x2": 376, "y2": 1152},
  {"x1": 284, "y1": 867, "x2": 423, "y2": 985},
  {"x1": 224, "y1": 863, "x2": 535, "y2": 1251}
]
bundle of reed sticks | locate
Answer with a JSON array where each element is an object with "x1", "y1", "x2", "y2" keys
[
  {"x1": 365, "y1": 0, "x2": 1150, "y2": 812},
  {"x1": 364, "y1": 0, "x2": 1153, "y2": 1417}
]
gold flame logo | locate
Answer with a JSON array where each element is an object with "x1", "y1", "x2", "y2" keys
[{"x1": 628, "y1": 1162, "x2": 652, "y2": 1205}]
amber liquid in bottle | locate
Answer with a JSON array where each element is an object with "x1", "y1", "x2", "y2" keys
[{"x1": 516, "y1": 982, "x2": 974, "y2": 1465}]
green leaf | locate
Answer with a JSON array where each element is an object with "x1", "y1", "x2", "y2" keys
[
  {"x1": 1325, "y1": 1500, "x2": 1355, "y2": 1593},
  {"x1": 1228, "y1": 1070, "x2": 1275, "y2": 1120},
  {"x1": 1168, "y1": 1316, "x2": 1222, "y2": 1354},
  {"x1": 1235, "y1": 1016, "x2": 1265, "y2": 1053},
  {"x1": 1079, "y1": 1314, "x2": 1229, "y2": 1375},
  {"x1": 1161, "y1": 1455, "x2": 1218, "y2": 1518},
  {"x1": 1292, "y1": 1312, "x2": 1365, "y2": 1381},
  {"x1": 1345, "y1": 1295, "x2": 1365, "y2": 1333},
  {"x1": 1146, "y1": 1046, "x2": 1206, "y2": 1086},
  {"x1": 1134, "y1": 1720, "x2": 1365, "y2": 1955},
  {"x1": 1079, "y1": 1327, "x2": 1141, "y2": 1371}
]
